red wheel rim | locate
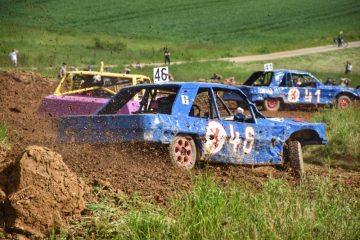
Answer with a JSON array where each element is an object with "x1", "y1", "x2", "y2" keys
[
  {"x1": 173, "y1": 137, "x2": 193, "y2": 167},
  {"x1": 339, "y1": 98, "x2": 350, "y2": 108},
  {"x1": 267, "y1": 99, "x2": 278, "y2": 109}
]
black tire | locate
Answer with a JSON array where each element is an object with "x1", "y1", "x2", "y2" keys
[
  {"x1": 284, "y1": 140, "x2": 304, "y2": 177},
  {"x1": 336, "y1": 95, "x2": 352, "y2": 109},
  {"x1": 263, "y1": 99, "x2": 281, "y2": 111},
  {"x1": 169, "y1": 136, "x2": 197, "y2": 170}
]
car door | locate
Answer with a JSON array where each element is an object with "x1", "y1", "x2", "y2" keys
[
  {"x1": 289, "y1": 73, "x2": 321, "y2": 105},
  {"x1": 204, "y1": 88, "x2": 284, "y2": 165}
]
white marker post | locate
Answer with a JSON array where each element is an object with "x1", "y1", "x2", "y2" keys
[
  {"x1": 264, "y1": 63, "x2": 273, "y2": 72},
  {"x1": 153, "y1": 67, "x2": 169, "y2": 83}
]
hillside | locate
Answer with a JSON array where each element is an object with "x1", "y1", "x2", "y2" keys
[{"x1": 1, "y1": 0, "x2": 360, "y2": 44}]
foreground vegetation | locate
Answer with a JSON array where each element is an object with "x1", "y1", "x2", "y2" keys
[
  {"x1": 0, "y1": 123, "x2": 8, "y2": 150},
  {"x1": 304, "y1": 108, "x2": 360, "y2": 170},
  {"x1": 53, "y1": 175, "x2": 360, "y2": 240}
]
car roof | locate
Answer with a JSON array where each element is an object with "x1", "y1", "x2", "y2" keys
[{"x1": 274, "y1": 69, "x2": 312, "y2": 75}]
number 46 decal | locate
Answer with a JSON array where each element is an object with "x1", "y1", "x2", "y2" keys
[{"x1": 305, "y1": 89, "x2": 321, "y2": 103}]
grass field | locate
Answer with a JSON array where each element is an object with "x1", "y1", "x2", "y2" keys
[
  {"x1": 135, "y1": 47, "x2": 360, "y2": 87},
  {"x1": 0, "y1": 0, "x2": 359, "y2": 69}
]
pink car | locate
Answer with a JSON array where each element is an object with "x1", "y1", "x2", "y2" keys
[{"x1": 38, "y1": 69, "x2": 150, "y2": 117}]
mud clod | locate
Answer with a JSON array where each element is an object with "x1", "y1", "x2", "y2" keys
[{"x1": 4, "y1": 146, "x2": 86, "y2": 237}]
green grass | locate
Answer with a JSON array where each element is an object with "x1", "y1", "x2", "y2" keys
[
  {"x1": 304, "y1": 108, "x2": 360, "y2": 170},
  {"x1": 0, "y1": 0, "x2": 359, "y2": 71},
  {"x1": 0, "y1": 123, "x2": 8, "y2": 151},
  {"x1": 1, "y1": 0, "x2": 359, "y2": 46},
  {"x1": 52, "y1": 175, "x2": 360, "y2": 240},
  {"x1": 133, "y1": 47, "x2": 360, "y2": 87}
]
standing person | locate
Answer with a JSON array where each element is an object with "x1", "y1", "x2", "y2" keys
[
  {"x1": 337, "y1": 31, "x2": 344, "y2": 47},
  {"x1": 58, "y1": 62, "x2": 67, "y2": 79},
  {"x1": 164, "y1": 47, "x2": 171, "y2": 65},
  {"x1": 8, "y1": 49, "x2": 18, "y2": 67},
  {"x1": 345, "y1": 61, "x2": 352, "y2": 75}
]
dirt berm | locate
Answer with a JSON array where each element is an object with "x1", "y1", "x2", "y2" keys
[{"x1": 0, "y1": 146, "x2": 86, "y2": 238}]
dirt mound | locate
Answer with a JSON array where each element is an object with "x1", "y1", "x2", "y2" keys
[{"x1": 2, "y1": 146, "x2": 86, "y2": 238}]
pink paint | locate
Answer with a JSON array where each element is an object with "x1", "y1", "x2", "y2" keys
[{"x1": 37, "y1": 95, "x2": 139, "y2": 117}]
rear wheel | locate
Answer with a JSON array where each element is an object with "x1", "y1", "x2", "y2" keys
[
  {"x1": 284, "y1": 140, "x2": 304, "y2": 177},
  {"x1": 336, "y1": 95, "x2": 352, "y2": 109},
  {"x1": 263, "y1": 99, "x2": 280, "y2": 111},
  {"x1": 169, "y1": 136, "x2": 197, "y2": 170}
]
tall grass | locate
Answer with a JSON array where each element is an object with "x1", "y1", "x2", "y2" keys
[
  {"x1": 304, "y1": 108, "x2": 360, "y2": 170},
  {"x1": 0, "y1": 123, "x2": 8, "y2": 150},
  {"x1": 54, "y1": 175, "x2": 360, "y2": 239}
]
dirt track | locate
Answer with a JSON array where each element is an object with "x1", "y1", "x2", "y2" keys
[
  {"x1": 132, "y1": 41, "x2": 360, "y2": 67},
  {"x1": 0, "y1": 71, "x2": 359, "y2": 206}
]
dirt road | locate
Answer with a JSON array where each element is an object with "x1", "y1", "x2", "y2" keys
[
  {"x1": 220, "y1": 41, "x2": 360, "y2": 63},
  {"x1": 134, "y1": 41, "x2": 360, "y2": 67}
]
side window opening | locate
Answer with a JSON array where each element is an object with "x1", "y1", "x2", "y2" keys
[
  {"x1": 98, "y1": 86, "x2": 179, "y2": 115},
  {"x1": 292, "y1": 74, "x2": 316, "y2": 88},
  {"x1": 280, "y1": 73, "x2": 291, "y2": 87},
  {"x1": 190, "y1": 88, "x2": 214, "y2": 119},
  {"x1": 214, "y1": 89, "x2": 255, "y2": 123}
]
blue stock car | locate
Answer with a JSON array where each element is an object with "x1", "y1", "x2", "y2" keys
[
  {"x1": 58, "y1": 82, "x2": 327, "y2": 175},
  {"x1": 238, "y1": 70, "x2": 360, "y2": 111}
]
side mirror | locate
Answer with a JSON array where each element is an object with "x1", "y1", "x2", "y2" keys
[{"x1": 234, "y1": 107, "x2": 246, "y2": 122}]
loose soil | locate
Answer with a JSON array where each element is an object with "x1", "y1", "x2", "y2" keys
[{"x1": 0, "y1": 71, "x2": 359, "y2": 236}]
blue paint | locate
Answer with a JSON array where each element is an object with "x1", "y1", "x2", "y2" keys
[{"x1": 237, "y1": 70, "x2": 360, "y2": 107}]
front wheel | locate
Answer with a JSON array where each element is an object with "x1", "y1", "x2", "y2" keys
[
  {"x1": 169, "y1": 136, "x2": 197, "y2": 170},
  {"x1": 284, "y1": 140, "x2": 304, "y2": 177},
  {"x1": 336, "y1": 95, "x2": 352, "y2": 109},
  {"x1": 263, "y1": 99, "x2": 281, "y2": 111}
]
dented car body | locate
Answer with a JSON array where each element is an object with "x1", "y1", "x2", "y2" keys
[
  {"x1": 58, "y1": 82, "x2": 327, "y2": 174},
  {"x1": 237, "y1": 70, "x2": 360, "y2": 111}
]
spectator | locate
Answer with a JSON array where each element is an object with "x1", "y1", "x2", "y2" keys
[
  {"x1": 123, "y1": 67, "x2": 131, "y2": 74},
  {"x1": 324, "y1": 78, "x2": 336, "y2": 85},
  {"x1": 9, "y1": 49, "x2": 18, "y2": 67},
  {"x1": 337, "y1": 31, "x2": 344, "y2": 47},
  {"x1": 58, "y1": 62, "x2": 67, "y2": 79},
  {"x1": 345, "y1": 61, "x2": 352, "y2": 75},
  {"x1": 340, "y1": 78, "x2": 350, "y2": 87},
  {"x1": 164, "y1": 47, "x2": 171, "y2": 65},
  {"x1": 210, "y1": 73, "x2": 222, "y2": 81}
]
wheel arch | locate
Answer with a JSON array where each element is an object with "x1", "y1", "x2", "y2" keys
[
  {"x1": 288, "y1": 129, "x2": 322, "y2": 145},
  {"x1": 335, "y1": 91, "x2": 357, "y2": 101}
]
